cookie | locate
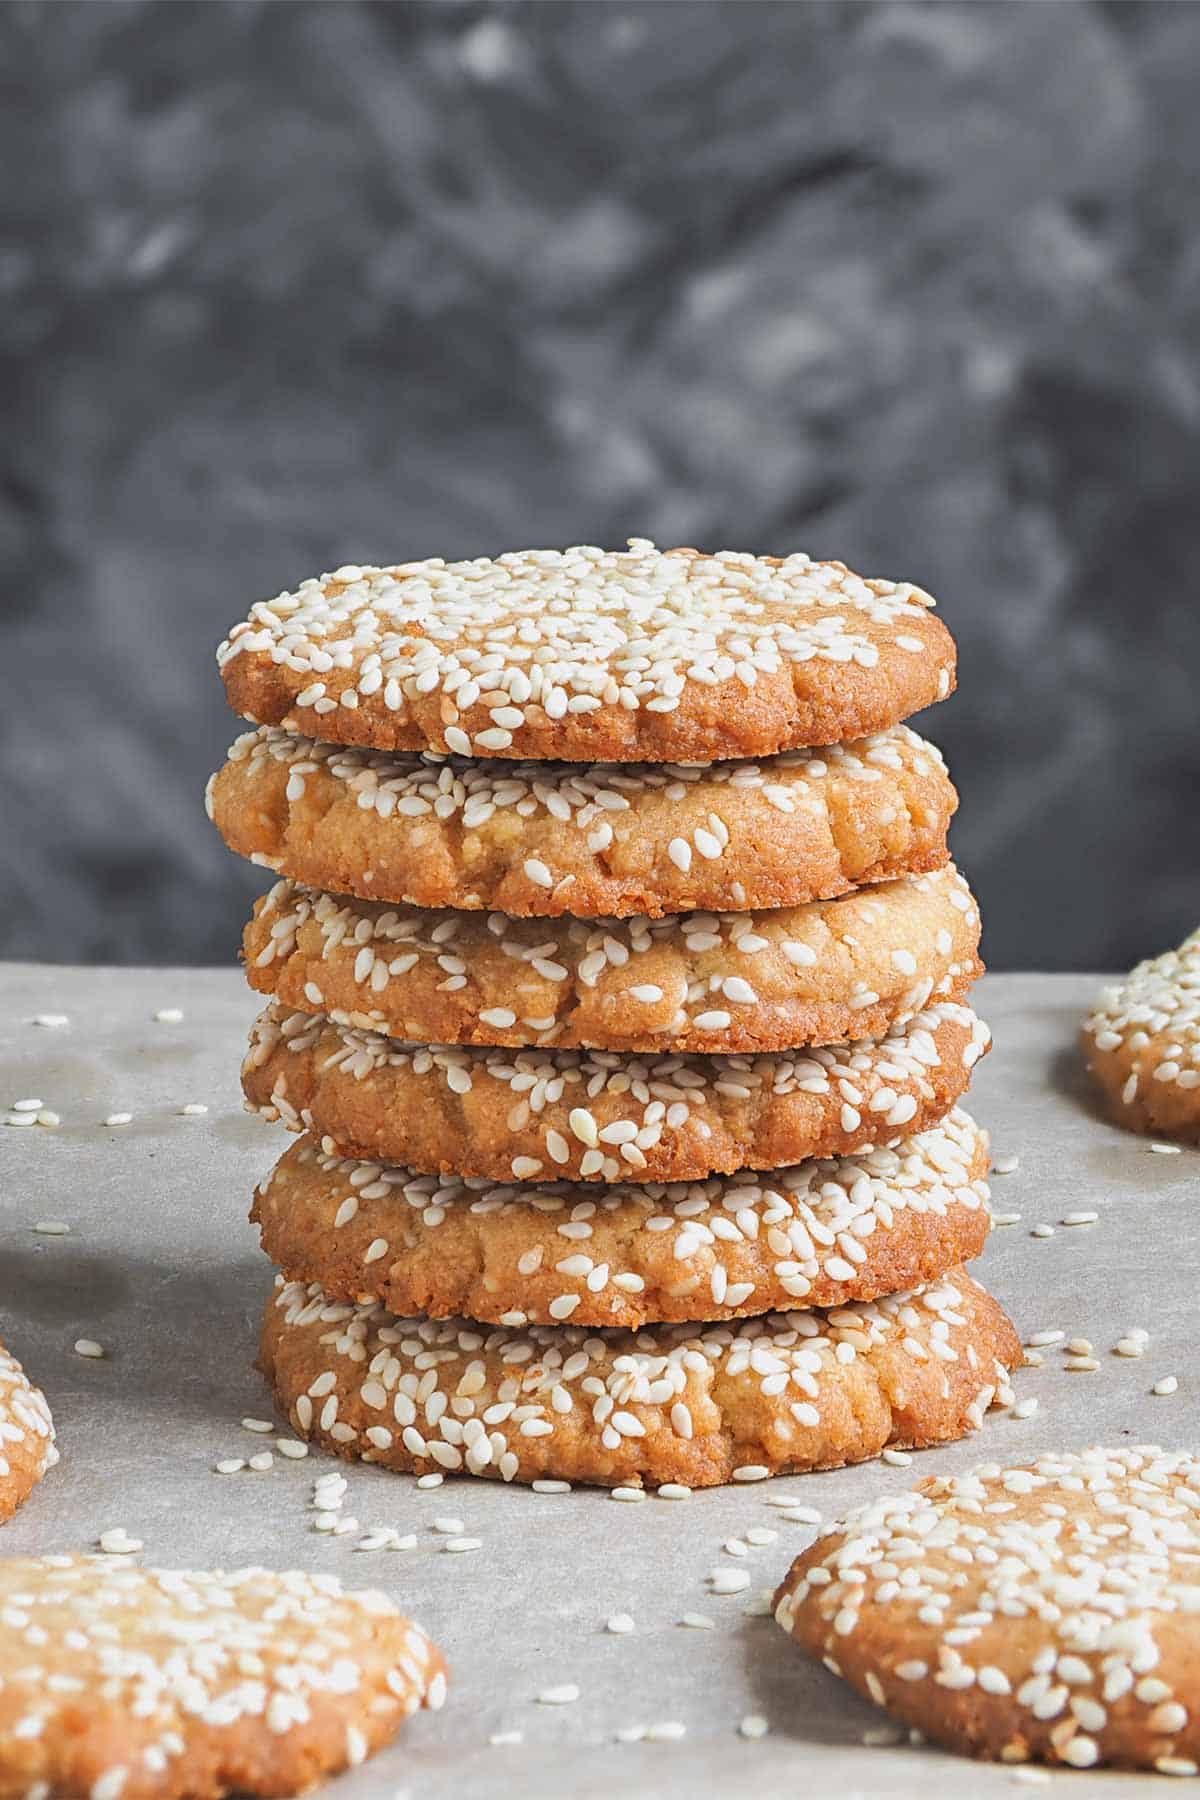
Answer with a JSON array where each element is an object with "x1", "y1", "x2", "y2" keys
[
  {"x1": 243, "y1": 1000, "x2": 991, "y2": 1181},
  {"x1": 0, "y1": 1554, "x2": 446, "y2": 1800},
  {"x1": 207, "y1": 724, "x2": 957, "y2": 918},
  {"x1": 259, "y1": 1266, "x2": 1018, "y2": 1490},
  {"x1": 218, "y1": 540, "x2": 955, "y2": 764},
  {"x1": 774, "y1": 1447, "x2": 1200, "y2": 1775},
  {"x1": 242, "y1": 863, "x2": 982, "y2": 1055},
  {"x1": 251, "y1": 1108, "x2": 992, "y2": 1328},
  {"x1": 0, "y1": 1341, "x2": 57, "y2": 1523},
  {"x1": 1082, "y1": 929, "x2": 1200, "y2": 1142}
]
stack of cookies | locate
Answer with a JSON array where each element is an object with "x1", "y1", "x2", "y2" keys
[{"x1": 208, "y1": 540, "x2": 1018, "y2": 1490}]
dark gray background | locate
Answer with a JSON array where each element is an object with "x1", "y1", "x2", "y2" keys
[{"x1": 3, "y1": 0, "x2": 1197, "y2": 972}]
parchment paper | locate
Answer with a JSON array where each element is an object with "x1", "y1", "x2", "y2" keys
[{"x1": 1, "y1": 966, "x2": 1192, "y2": 1798}]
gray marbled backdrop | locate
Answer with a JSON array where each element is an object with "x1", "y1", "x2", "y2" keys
[{"x1": 3, "y1": 0, "x2": 1197, "y2": 971}]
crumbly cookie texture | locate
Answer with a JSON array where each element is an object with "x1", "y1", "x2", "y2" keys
[
  {"x1": 243, "y1": 1000, "x2": 991, "y2": 1182},
  {"x1": 0, "y1": 1555, "x2": 446, "y2": 1800},
  {"x1": 207, "y1": 724, "x2": 956, "y2": 918},
  {"x1": 0, "y1": 1342, "x2": 57, "y2": 1523},
  {"x1": 1082, "y1": 929, "x2": 1200, "y2": 1142},
  {"x1": 774, "y1": 1447, "x2": 1200, "y2": 1775},
  {"x1": 241, "y1": 864, "x2": 982, "y2": 1054},
  {"x1": 251, "y1": 1108, "x2": 992, "y2": 1328},
  {"x1": 259, "y1": 1266, "x2": 1018, "y2": 1489},
  {"x1": 218, "y1": 540, "x2": 956, "y2": 764}
]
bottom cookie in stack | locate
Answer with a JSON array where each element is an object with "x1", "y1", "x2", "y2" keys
[{"x1": 259, "y1": 1266, "x2": 1019, "y2": 1490}]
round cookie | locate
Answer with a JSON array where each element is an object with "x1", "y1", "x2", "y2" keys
[
  {"x1": 0, "y1": 1339, "x2": 57, "y2": 1523},
  {"x1": 218, "y1": 540, "x2": 956, "y2": 764},
  {"x1": 207, "y1": 724, "x2": 957, "y2": 918},
  {"x1": 259, "y1": 1266, "x2": 1019, "y2": 1490},
  {"x1": 1082, "y1": 929, "x2": 1200, "y2": 1142},
  {"x1": 0, "y1": 1555, "x2": 446, "y2": 1799},
  {"x1": 243, "y1": 863, "x2": 983, "y2": 1055},
  {"x1": 243, "y1": 1000, "x2": 991, "y2": 1181},
  {"x1": 251, "y1": 1108, "x2": 992, "y2": 1328},
  {"x1": 774, "y1": 1447, "x2": 1200, "y2": 1775}
]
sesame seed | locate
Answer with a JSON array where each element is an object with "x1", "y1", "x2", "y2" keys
[
  {"x1": 679, "y1": 1613, "x2": 717, "y2": 1630},
  {"x1": 739, "y1": 1714, "x2": 769, "y2": 1739},
  {"x1": 98, "y1": 1528, "x2": 143, "y2": 1555},
  {"x1": 606, "y1": 1613, "x2": 636, "y2": 1634},
  {"x1": 32, "y1": 1220, "x2": 70, "y2": 1236},
  {"x1": 103, "y1": 1113, "x2": 133, "y2": 1127},
  {"x1": 1153, "y1": 1376, "x2": 1179, "y2": 1396},
  {"x1": 153, "y1": 1007, "x2": 185, "y2": 1023},
  {"x1": 537, "y1": 1684, "x2": 580, "y2": 1706},
  {"x1": 74, "y1": 1339, "x2": 105, "y2": 1359},
  {"x1": 1151, "y1": 1142, "x2": 1182, "y2": 1155},
  {"x1": 992, "y1": 1153, "x2": 1020, "y2": 1175}
]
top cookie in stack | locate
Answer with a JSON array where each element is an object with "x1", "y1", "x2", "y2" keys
[{"x1": 209, "y1": 541, "x2": 1012, "y2": 1489}]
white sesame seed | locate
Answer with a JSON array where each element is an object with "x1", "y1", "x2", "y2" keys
[
  {"x1": 991, "y1": 1153, "x2": 1020, "y2": 1174},
  {"x1": 98, "y1": 1528, "x2": 143, "y2": 1555},
  {"x1": 32, "y1": 1220, "x2": 70, "y2": 1236},
  {"x1": 153, "y1": 1007, "x2": 185, "y2": 1023},
  {"x1": 103, "y1": 1113, "x2": 133, "y2": 1127},
  {"x1": 606, "y1": 1613, "x2": 636, "y2": 1634},
  {"x1": 1151, "y1": 1142, "x2": 1182, "y2": 1155},
  {"x1": 739, "y1": 1714, "x2": 769, "y2": 1739},
  {"x1": 537, "y1": 1684, "x2": 580, "y2": 1706},
  {"x1": 1153, "y1": 1376, "x2": 1179, "y2": 1396},
  {"x1": 74, "y1": 1339, "x2": 105, "y2": 1359}
]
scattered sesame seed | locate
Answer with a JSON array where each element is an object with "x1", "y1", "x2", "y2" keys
[
  {"x1": 441, "y1": 1537, "x2": 482, "y2": 1554},
  {"x1": 153, "y1": 1007, "x2": 185, "y2": 1023},
  {"x1": 1026, "y1": 1330, "x2": 1064, "y2": 1347},
  {"x1": 432, "y1": 1517, "x2": 465, "y2": 1535},
  {"x1": 98, "y1": 1528, "x2": 143, "y2": 1555},
  {"x1": 242, "y1": 1417, "x2": 274, "y2": 1434},
  {"x1": 215, "y1": 1459, "x2": 246, "y2": 1475},
  {"x1": 74, "y1": 1339, "x2": 104, "y2": 1359},
  {"x1": 276, "y1": 1439, "x2": 309, "y2": 1459},
  {"x1": 30, "y1": 1013, "x2": 69, "y2": 1027},
  {"x1": 1011, "y1": 1397, "x2": 1039, "y2": 1420},
  {"x1": 610, "y1": 1487, "x2": 647, "y2": 1504},
  {"x1": 1153, "y1": 1376, "x2": 1179, "y2": 1396},
  {"x1": 657, "y1": 1483, "x2": 692, "y2": 1500},
  {"x1": 537, "y1": 1684, "x2": 580, "y2": 1706},
  {"x1": 489, "y1": 1731, "x2": 524, "y2": 1747},
  {"x1": 416, "y1": 1472, "x2": 444, "y2": 1489},
  {"x1": 1150, "y1": 1142, "x2": 1182, "y2": 1155},
  {"x1": 1061, "y1": 1210, "x2": 1099, "y2": 1226},
  {"x1": 1066, "y1": 1338, "x2": 1093, "y2": 1356},
  {"x1": 739, "y1": 1714, "x2": 769, "y2": 1740},
  {"x1": 247, "y1": 1452, "x2": 274, "y2": 1472},
  {"x1": 178, "y1": 1102, "x2": 209, "y2": 1117},
  {"x1": 991, "y1": 1153, "x2": 1020, "y2": 1175},
  {"x1": 991, "y1": 1212, "x2": 1022, "y2": 1227},
  {"x1": 103, "y1": 1112, "x2": 133, "y2": 1127},
  {"x1": 606, "y1": 1613, "x2": 636, "y2": 1634},
  {"x1": 709, "y1": 1568, "x2": 751, "y2": 1595},
  {"x1": 679, "y1": 1613, "x2": 717, "y2": 1630},
  {"x1": 32, "y1": 1220, "x2": 70, "y2": 1236},
  {"x1": 1030, "y1": 1224, "x2": 1054, "y2": 1238}
]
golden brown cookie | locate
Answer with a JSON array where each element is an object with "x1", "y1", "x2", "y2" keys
[
  {"x1": 243, "y1": 1000, "x2": 991, "y2": 1181},
  {"x1": 0, "y1": 1555, "x2": 446, "y2": 1800},
  {"x1": 1082, "y1": 929, "x2": 1200, "y2": 1142},
  {"x1": 207, "y1": 724, "x2": 957, "y2": 918},
  {"x1": 218, "y1": 541, "x2": 955, "y2": 764},
  {"x1": 251, "y1": 1108, "x2": 992, "y2": 1328},
  {"x1": 0, "y1": 1340, "x2": 57, "y2": 1523},
  {"x1": 259, "y1": 1266, "x2": 1019, "y2": 1490},
  {"x1": 242, "y1": 864, "x2": 983, "y2": 1055},
  {"x1": 774, "y1": 1447, "x2": 1200, "y2": 1775}
]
